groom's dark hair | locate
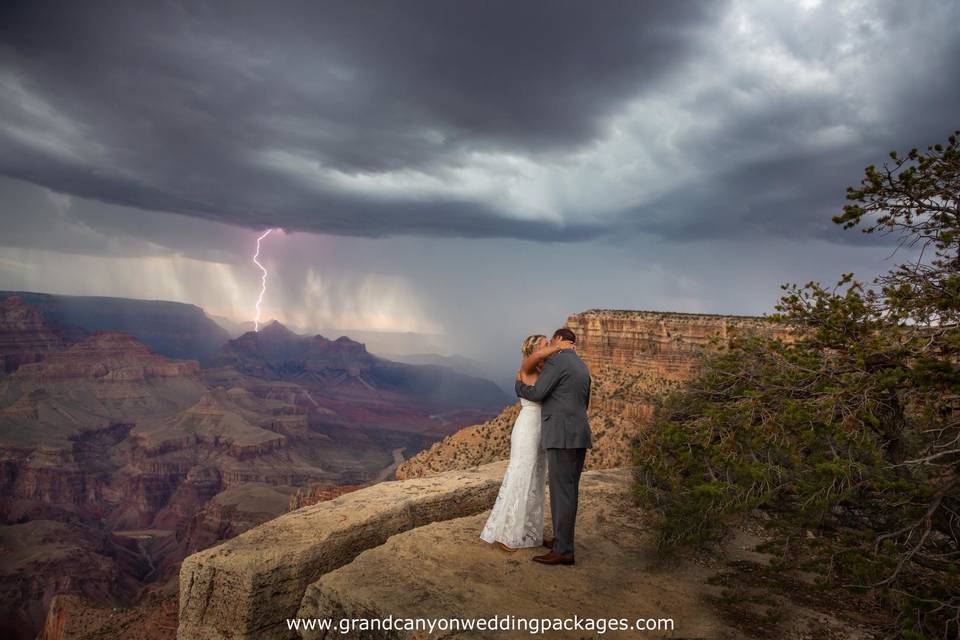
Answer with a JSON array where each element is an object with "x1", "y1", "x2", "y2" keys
[{"x1": 552, "y1": 328, "x2": 576, "y2": 343}]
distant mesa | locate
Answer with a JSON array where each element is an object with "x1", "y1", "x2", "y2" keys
[
  {"x1": 208, "y1": 313, "x2": 449, "y2": 361},
  {"x1": 0, "y1": 290, "x2": 230, "y2": 364},
  {"x1": 216, "y1": 319, "x2": 509, "y2": 414}
]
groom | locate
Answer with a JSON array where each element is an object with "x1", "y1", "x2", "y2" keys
[{"x1": 515, "y1": 327, "x2": 592, "y2": 566}]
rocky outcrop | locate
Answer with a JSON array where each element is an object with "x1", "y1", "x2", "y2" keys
[
  {"x1": 287, "y1": 483, "x2": 363, "y2": 510},
  {"x1": 295, "y1": 467, "x2": 734, "y2": 640},
  {"x1": 11, "y1": 332, "x2": 201, "y2": 383},
  {"x1": 179, "y1": 461, "x2": 878, "y2": 640},
  {"x1": 566, "y1": 308, "x2": 793, "y2": 377},
  {"x1": 177, "y1": 463, "x2": 508, "y2": 640},
  {"x1": 39, "y1": 592, "x2": 180, "y2": 640},
  {"x1": 294, "y1": 466, "x2": 875, "y2": 640},
  {"x1": 0, "y1": 296, "x2": 68, "y2": 375},
  {"x1": 0, "y1": 520, "x2": 150, "y2": 640},
  {"x1": 395, "y1": 405, "x2": 521, "y2": 479},
  {"x1": 178, "y1": 484, "x2": 299, "y2": 560}
]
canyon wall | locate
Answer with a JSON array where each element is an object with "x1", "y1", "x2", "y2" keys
[
  {"x1": 0, "y1": 297, "x2": 68, "y2": 375},
  {"x1": 565, "y1": 308, "x2": 790, "y2": 377},
  {"x1": 0, "y1": 291, "x2": 231, "y2": 364}
]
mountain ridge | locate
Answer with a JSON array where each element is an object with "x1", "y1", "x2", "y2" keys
[{"x1": 0, "y1": 290, "x2": 230, "y2": 363}]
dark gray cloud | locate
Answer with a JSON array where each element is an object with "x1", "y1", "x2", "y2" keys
[
  {"x1": 0, "y1": 0, "x2": 721, "y2": 240},
  {"x1": 0, "y1": 0, "x2": 957, "y2": 245}
]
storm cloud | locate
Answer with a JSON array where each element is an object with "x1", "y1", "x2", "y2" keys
[
  {"x1": 3, "y1": 0, "x2": 955, "y2": 243},
  {"x1": 1, "y1": 0, "x2": 958, "y2": 376},
  {"x1": 0, "y1": 0, "x2": 717, "y2": 240}
]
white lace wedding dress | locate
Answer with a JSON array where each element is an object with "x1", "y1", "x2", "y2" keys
[{"x1": 479, "y1": 398, "x2": 547, "y2": 548}]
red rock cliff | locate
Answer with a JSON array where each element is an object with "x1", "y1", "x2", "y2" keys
[
  {"x1": 0, "y1": 296, "x2": 68, "y2": 375},
  {"x1": 566, "y1": 308, "x2": 790, "y2": 378}
]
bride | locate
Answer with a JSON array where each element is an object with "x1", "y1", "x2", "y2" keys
[{"x1": 480, "y1": 334, "x2": 573, "y2": 551}]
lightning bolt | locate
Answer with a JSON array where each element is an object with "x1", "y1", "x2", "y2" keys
[{"x1": 252, "y1": 229, "x2": 274, "y2": 332}]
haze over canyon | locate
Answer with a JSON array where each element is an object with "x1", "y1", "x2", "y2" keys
[{"x1": 0, "y1": 291, "x2": 507, "y2": 638}]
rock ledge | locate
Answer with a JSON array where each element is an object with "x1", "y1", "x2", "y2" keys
[{"x1": 177, "y1": 462, "x2": 507, "y2": 640}]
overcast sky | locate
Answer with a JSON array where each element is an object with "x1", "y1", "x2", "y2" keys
[{"x1": 1, "y1": 0, "x2": 957, "y2": 369}]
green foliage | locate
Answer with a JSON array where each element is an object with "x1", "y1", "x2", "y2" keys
[{"x1": 634, "y1": 130, "x2": 960, "y2": 638}]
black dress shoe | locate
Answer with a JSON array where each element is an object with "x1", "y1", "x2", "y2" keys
[{"x1": 532, "y1": 552, "x2": 575, "y2": 565}]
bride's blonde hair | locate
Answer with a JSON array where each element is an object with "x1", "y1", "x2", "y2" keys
[{"x1": 521, "y1": 334, "x2": 547, "y2": 358}]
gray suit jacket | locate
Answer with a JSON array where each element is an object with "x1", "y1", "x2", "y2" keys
[{"x1": 515, "y1": 348, "x2": 592, "y2": 450}]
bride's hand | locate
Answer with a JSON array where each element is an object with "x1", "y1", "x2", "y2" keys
[{"x1": 557, "y1": 340, "x2": 575, "y2": 350}]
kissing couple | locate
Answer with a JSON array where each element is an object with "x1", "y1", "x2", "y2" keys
[{"x1": 480, "y1": 328, "x2": 592, "y2": 565}]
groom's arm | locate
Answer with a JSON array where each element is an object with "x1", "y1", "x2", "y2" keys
[{"x1": 515, "y1": 356, "x2": 562, "y2": 402}]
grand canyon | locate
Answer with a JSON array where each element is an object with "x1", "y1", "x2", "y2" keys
[
  {"x1": 0, "y1": 292, "x2": 507, "y2": 639},
  {"x1": 1, "y1": 295, "x2": 800, "y2": 638}
]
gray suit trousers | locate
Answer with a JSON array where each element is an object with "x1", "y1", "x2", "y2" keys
[{"x1": 547, "y1": 447, "x2": 587, "y2": 557}]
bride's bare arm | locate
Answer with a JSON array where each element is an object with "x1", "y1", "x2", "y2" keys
[
  {"x1": 520, "y1": 344, "x2": 556, "y2": 375},
  {"x1": 519, "y1": 340, "x2": 575, "y2": 375}
]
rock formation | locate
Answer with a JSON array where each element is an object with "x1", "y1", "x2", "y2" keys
[
  {"x1": 39, "y1": 593, "x2": 180, "y2": 640},
  {"x1": 217, "y1": 320, "x2": 508, "y2": 437},
  {"x1": 0, "y1": 520, "x2": 149, "y2": 640},
  {"x1": 178, "y1": 464, "x2": 508, "y2": 639},
  {"x1": 0, "y1": 296, "x2": 69, "y2": 375},
  {"x1": 566, "y1": 308, "x2": 791, "y2": 377},
  {"x1": 295, "y1": 468, "x2": 732, "y2": 640},
  {"x1": 0, "y1": 290, "x2": 231, "y2": 364},
  {"x1": 0, "y1": 331, "x2": 205, "y2": 450}
]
